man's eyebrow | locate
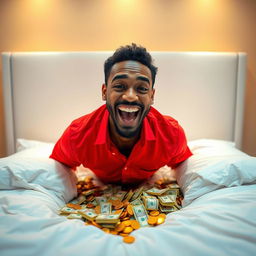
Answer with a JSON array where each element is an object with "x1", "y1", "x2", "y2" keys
[
  {"x1": 111, "y1": 74, "x2": 128, "y2": 82},
  {"x1": 111, "y1": 74, "x2": 150, "y2": 85},
  {"x1": 136, "y1": 76, "x2": 150, "y2": 84}
]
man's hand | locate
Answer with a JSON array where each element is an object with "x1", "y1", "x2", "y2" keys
[
  {"x1": 75, "y1": 165, "x2": 105, "y2": 187},
  {"x1": 144, "y1": 165, "x2": 176, "y2": 185}
]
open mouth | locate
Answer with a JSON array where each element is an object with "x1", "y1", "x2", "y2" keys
[{"x1": 116, "y1": 104, "x2": 141, "y2": 127}]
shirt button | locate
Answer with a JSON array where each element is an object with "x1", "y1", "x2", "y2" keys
[
  {"x1": 112, "y1": 152, "x2": 116, "y2": 155},
  {"x1": 124, "y1": 167, "x2": 127, "y2": 170}
]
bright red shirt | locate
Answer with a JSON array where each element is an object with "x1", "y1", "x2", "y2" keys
[{"x1": 50, "y1": 105, "x2": 192, "y2": 184}]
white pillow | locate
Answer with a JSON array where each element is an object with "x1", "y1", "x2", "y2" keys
[
  {"x1": 0, "y1": 149, "x2": 77, "y2": 204},
  {"x1": 176, "y1": 139, "x2": 255, "y2": 206},
  {"x1": 16, "y1": 138, "x2": 54, "y2": 152}
]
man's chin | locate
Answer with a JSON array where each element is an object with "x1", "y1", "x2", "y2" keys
[{"x1": 115, "y1": 126, "x2": 141, "y2": 139}]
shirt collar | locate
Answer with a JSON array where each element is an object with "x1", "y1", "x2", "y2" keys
[
  {"x1": 94, "y1": 107, "x2": 156, "y2": 145},
  {"x1": 142, "y1": 113, "x2": 156, "y2": 141}
]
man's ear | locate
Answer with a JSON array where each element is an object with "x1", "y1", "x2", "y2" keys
[
  {"x1": 151, "y1": 88, "x2": 155, "y2": 105},
  {"x1": 102, "y1": 84, "x2": 107, "y2": 101}
]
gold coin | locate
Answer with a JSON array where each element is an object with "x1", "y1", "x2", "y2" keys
[
  {"x1": 123, "y1": 235, "x2": 135, "y2": 244},
  {"x1": 102, "y1": 228, "x2": 110, "y2": 233},
  {"x1": 85, "y1": 176, "x2": 93, "y2": 183},
  {"x1": 66, "y1": 203, "x2": 82, "y2": 210},
  {"x1": 120, "y1": 212, "x2": 125, "y2": 219},
  {"x1": 86, "y1": 203, "x2": 95, "y2": 208},
  {"x1": 114, "y1": 202, "x2": 124, "y2": 210},
  {"x1": 107, "y1": 199, "x2": 115, "y2": 204},
  {"x1": 147, "y1": 216, "x2": 158, "y2": 225},
  {"x1": 127, "y1": 204, "x2": 134, "y2": 215},
  {"x1": 123, "y1": 226, "x2": 133, "y2": 234},
  {"x1": 87, "y1": 195, "x2": 95, "y2": 202},
  {"x1": 115, "y1": 222, "x2": 126, "y2": 232},
  {"x1": 130, "y1": 220, "x2": 140, "y2": 230},
  {"x1": 94, "y1": 205, "x2": 100, "y2": 214},
  {"x1": 122, "y1": 220, "x2": 132, "y2": 227},
  {"x1": 119, "y1": 233, "x2": 129, "y2": 237},
  {"x1": 120, "y1": 213, "x2": 129, "y2": 220},
  {"x1": 157, "y1": 216, "x2": 165, "y2": 225},
  {"x1": 110, "y1": 230, "x2": 118, "y2": 235},
  {"x1": 122, "y1": 200, "x2": 129, "y2": 207},
  {"x1": 149, "y1": 210, "x2": 159, "y2": 217},
  {"x1": 158, "y1": 213, "x2": 166, "y2": 219},
  {"x1": 155, "y1": 179, "x2": 163, "y2": 185},
  {"x1": 114, "y1": 209, "x2": 123, "y2": 215},
  {"x1": 111, "y1": 200, "x2": 121, "y2": 207},
  {"x1": 91, "y1": 221, "x2": 102, "y2": 229}
]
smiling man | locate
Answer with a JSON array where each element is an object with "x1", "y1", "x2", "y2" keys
[{"x1": 50, "y1": 43, "x2": 192, "y2": 184}]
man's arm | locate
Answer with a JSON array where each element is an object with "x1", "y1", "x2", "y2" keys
[
  {"x1": 50, "y1": 125, "x2": 80, "y2": 169},
  {"x1": 167, "y1": 123, "x2": 192, "y2": 169}
]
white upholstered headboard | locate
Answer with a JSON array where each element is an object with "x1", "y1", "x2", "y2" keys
[{"x1": 2, "y1": 51, "x2": 247, "y2": 155}]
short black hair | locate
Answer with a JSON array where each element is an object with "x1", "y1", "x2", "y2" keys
[{"x1": 104, "y1": 43, "x2": 158, "y2": 87}]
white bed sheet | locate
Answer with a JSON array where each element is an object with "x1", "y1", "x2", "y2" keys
[{"x1": 0, "y1": 139, "x2": 256, "y2": 256}]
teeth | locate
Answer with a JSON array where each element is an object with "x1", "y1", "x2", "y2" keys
[{"x1": 118, "y1": 106, "x2": 139, "y2": 113}]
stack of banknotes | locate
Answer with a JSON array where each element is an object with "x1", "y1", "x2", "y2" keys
[{"x1": 59, "y1": 176, "x2": 183, "y2": 243}]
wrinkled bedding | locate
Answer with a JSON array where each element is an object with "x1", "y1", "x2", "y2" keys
[{"x1": 0, "y1": 139, "x2": 256, "y2": 256}]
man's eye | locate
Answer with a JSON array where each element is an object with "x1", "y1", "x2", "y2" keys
[
  {"x1": 113, "y1": 84, "x2": 125, "y2": 90},
  {"x1": 137, "y1": 87, "x2": 149, "y2": 93}
]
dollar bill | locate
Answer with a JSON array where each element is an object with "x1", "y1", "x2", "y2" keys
[
  {"x1": 95, "y1": 196, "x2": 107, "y2": 205},
  {"x1": 96, "y1": 213, "x2": 120, "y2": 224},
  {"x1": 100, "y1": 202, "x2": 112, "y2": 214},
  {"x1": 130, "y1": 198, "x2": 143, "y2": 206},
  {"x1": 159, "y1": 205, "x2": 178, "y2": 213},
  {"x1": 167, "y1": 184, "x2": 180, "y2": 195},
  {"x1": 124, "y1": 189, "x2": 134, "y2": 202},
  {"x1": 67, "y1": 213, "x2": 83, "y2": 219},
  {"x1": 78, "y1": 209, "x2": 98, "y2": 221},
  {"x1": 142, "y1": 196, "x2": 159, "y2": 210},
  {"x1": 146, "y1": 187, "x2": 169, "y2": 196},
  {"x1": 164, "y1": 189, "x2": 178, "y2": 197},
  {"x1": 114, "y1": 191, "x2": 127, "y2": 201},
  {"x1": 167, "y1": 183, "x2": 180, "y2": 189},
  {"x1": 81, "y1": 189, "x2": 95, "y2": 196},
  {"x1": 60, "y1": 206, "x2": 78, "y2": 214},
  {"x1": 132, "y1": 204, "x2": 149, "y2": 227},
  {"x1": 158, "y1": 195, "x2": 176, "y2": 206},
  {"x1": 69, "y1": 195, "x2": 86, "y2": 205},
  {"x1": 131, "y1": 186, "x2": 145, "y2": 201}
]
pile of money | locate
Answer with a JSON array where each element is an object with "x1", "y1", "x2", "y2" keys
[{"x1": 59, "y1": 176, "x2": 183, "y2": 243}]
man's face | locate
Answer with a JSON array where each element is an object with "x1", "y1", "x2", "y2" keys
[{"x1": 102, "y1": 60, "x2": 155, "y2": 138}]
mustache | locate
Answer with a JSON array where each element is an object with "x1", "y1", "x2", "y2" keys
[{"x1": 115, "y1": 101, "x2": 144, "y2": 109}]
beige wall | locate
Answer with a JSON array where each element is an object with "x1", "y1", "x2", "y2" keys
[{"x1": 0, "y1": 0, "x2": 255, "y2": 157}]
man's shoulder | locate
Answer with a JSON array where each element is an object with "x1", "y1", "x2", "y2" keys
[
  {"x1": 148, "y1": 107, "x2": 179, "y2": 129},
  {"x1": 69, "y1": 105, "x2": 107, "y2": 131}
]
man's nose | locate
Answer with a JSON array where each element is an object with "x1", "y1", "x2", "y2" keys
[{"x1": 122, "y1": 88, "x2": 138, "y2": 102}]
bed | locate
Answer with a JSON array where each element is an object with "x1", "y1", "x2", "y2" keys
[{"x1": 1, "y1": 51, "x2": 256, "y2": 256}]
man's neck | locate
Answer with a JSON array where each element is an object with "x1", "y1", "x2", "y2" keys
[
  {"x1": 108, "y1": 123, "x2": 140, "y2": 158},
  {"x1": 112, "y1": 134, "x2": 139, "y2": 157}
]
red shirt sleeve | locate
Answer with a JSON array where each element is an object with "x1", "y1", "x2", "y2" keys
[
  {"x1": 167, "y1": 123, "x2": 192, "y2": 169},
  {"x1": 49, "y1": 125, "x2": 80, "y2": 168}
]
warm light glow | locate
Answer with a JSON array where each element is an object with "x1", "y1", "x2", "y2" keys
[
  {"x1": 28, "y1": 0, "x2": 52, "y2": 14},
  {"x1": 114, "y1": 0, "x2": 137, "y2": 11},
  {"x1": 30, "y1": 0, "x2": 48, "y2": 7},
  {"x1": 196, "y1": 0, "x2": 216, "y2": 9}
]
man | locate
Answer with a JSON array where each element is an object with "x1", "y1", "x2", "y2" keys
[{"x1": 50, "y1": 43, "x2": 192, "y2": 185}]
